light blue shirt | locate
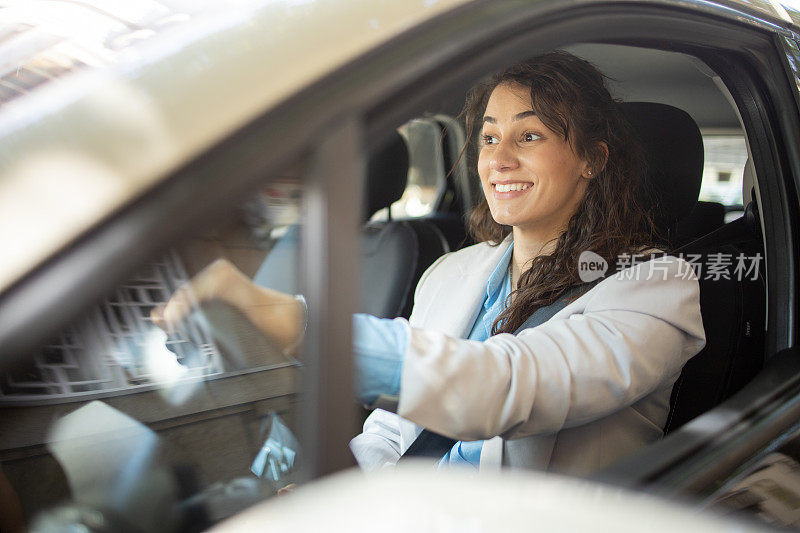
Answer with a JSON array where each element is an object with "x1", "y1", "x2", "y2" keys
[{"x1": 353, "y1": 243, "x2": 515, "y2": 469}]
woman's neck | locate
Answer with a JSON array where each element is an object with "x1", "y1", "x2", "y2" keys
[{"x1": 510, "y1": 226, "x2": 561, "y2": 288}]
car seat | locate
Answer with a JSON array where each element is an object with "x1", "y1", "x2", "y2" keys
[
  {"x1": 253, "y1": 129, "x2": 467, "y2": 319},
  {"x1": 621, "y1": 102, "x2": 766, "y2": 433},
  {"x1": 360, "y1": 132, "x2": 454, "y2": 318},
  {"x1": 675, "y1": 201, "x2": 726, "y2": 246},
  {"x1": 425, "y1": 114, "x2": 476, "y2": 253}
]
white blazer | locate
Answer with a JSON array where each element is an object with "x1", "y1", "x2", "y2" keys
[{"x1": 350, "y1": 237, "x2": 706, "y2": 475}]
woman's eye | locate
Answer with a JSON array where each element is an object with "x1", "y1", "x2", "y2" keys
[
  {"x1": 482, "y1": 134, "x2": 499, "y2": 145},
  {"x1": 523, "y1": 132, "x2": 541, "y2": 142}
]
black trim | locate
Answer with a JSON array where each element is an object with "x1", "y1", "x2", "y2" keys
[
  {"x1": 598, "y1": 348, "x2": 800, "y2": 497},
  {"x1": 700, "y1": 46, "x2": 799, "y2": 356}
]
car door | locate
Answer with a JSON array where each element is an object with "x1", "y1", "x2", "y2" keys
[{"x1": 2, "y1": 0, "x2": 800, "y2": 531}]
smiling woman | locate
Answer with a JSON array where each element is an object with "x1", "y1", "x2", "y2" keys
[
  {"x1": 463, "y1": 52, "x2": 661, "y2": 335},
  {"x1": 347, "y1": 52, "x2": 704, "y2": 473},
  {"x1": 152, "y1": 50, "x2": 705, "y2": 476}
]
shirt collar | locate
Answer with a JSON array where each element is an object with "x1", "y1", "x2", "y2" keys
[{"x1": 485, "y1": 240, "x2": 514, "y2": 308}]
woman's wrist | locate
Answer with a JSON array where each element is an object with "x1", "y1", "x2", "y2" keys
[{"x1": 245, "y1": 286, "x2": 305, "y2": 353}]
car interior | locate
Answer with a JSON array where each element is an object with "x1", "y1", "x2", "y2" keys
[
  {"x1": 0, "y1": 39, "x2": 769, "y2": 529},
  {"x1": 358, "y1": 43, "x2": 765, "y2": 430}
]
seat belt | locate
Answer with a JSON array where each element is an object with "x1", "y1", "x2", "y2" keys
[
  {"x1": 399, "y1": 280, "x2": 602, "y2": 463},
  {"x1": 673, "y1": 201, "x2": 760, "y2": 255}
]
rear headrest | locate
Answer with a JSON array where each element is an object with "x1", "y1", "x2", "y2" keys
[
  {"x1": 364, "y1": 131, "x2": 410, "y2": 220},
  {"x1": 621, "y1": 102, "x2": 703, "y2": 240}
]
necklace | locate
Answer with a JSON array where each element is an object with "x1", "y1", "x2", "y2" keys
[{"x1": 509, "y1": 262, "x2": 514, "y2": 290}]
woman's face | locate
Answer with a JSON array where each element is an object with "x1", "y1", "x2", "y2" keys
[{"x1": 478, "y1": 83, "x2": 592, "y2": 236}]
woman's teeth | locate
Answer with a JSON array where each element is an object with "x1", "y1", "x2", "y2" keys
[{"x1": 494, "y1": 183, "x2": 531, "y2": 193}]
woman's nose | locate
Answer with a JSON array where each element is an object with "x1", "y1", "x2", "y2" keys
[{"x1": 489, "y1": 140, "x2": 519, "y2": 172}]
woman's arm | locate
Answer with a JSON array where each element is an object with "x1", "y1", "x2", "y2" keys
[
  {"x1": 154, "y1": 258, "x2": 414, "y2": 471},
  {"x1": 352, "y1": 314, "x2": 407, "y2": 404},
  {"x1": 349, "y1": 408, "x2": 404, "y2": 471},
  {"x1": 397, "y1": 255, "x2": 706, "y2": 441},
  {"x1": 151, "y1": 258, "x2": 305, "y2": 353}
]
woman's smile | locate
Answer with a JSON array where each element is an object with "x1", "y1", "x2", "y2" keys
[{"x1": 492, "y1": 181, "x2": 533, "y2": 195}]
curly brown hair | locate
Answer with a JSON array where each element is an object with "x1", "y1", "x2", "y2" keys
[{"x1": 460, "y1": 51, "x2": 662, "y2": 335}]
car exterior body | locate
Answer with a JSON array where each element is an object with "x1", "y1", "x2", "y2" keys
[{"x1": 2, "y1": 0, "x2": 800, "y2": 530}]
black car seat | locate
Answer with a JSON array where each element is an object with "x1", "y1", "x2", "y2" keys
[
  {"x1": 621, "y1": 102, "x2": 766, "y2": 433},
  {"x1": 425, "y1": 114, "x2": 476, "y2": 253},
  {"x1": 621, "y1": 102, "x2": 703, "y2": 243},
  {"x1": 664, "y1": 197, "x2": 765, "y2": 430},
  {"x1": 675, "y1": 201, "x2": 726, "y2": 246},
  {"x1": 360, "y1": 132, "x2": 454, "y2": 318}
]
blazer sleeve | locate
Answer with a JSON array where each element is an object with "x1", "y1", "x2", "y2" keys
[
  {"x1": 396, "y1": 255, "x2": 706, "y2": 441},
  {"x1": 349, "y1": 253, "x2": 453, "y2": 470},
  {"x1": 349, "y1": 408, "x2": 402, "y2": 471}
]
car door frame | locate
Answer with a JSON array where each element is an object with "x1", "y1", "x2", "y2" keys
[{"x1": 2, "y1": 0, "x2": 799, "y2": 483}]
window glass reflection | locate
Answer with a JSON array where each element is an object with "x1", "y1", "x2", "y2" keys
[{"x1": 0, "y1": 169, "x2": 306, "y2": 529}]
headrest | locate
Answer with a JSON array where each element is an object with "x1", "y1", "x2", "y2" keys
[
  {"x1": 620, "y1": 102, "x2": 703, "y2": 240},
  {"x1": 364, "y1": 131, "x2": 410, "y2": 220}
]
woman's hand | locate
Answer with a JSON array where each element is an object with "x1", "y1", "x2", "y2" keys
[{"x1": 150, "y1": 258, "x2": 305, "y2": 353}]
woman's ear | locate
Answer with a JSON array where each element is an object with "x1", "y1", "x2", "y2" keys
[{"x1": 584, "y1": 142, "x2": 609, "y2": 178}]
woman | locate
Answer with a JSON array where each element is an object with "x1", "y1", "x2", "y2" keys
[{"x1": 154, "y1": 51, "x2": 705, "y2": 475}]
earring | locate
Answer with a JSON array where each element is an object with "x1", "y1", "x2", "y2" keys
[{"x1": 587, "y1": 170, "x2": 593, "y2": 176}]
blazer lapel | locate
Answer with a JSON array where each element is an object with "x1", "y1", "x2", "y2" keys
[
  {"x1": 401, "y1": 236, "x2": 511, "y2": 457},
  {"x1": 417, "y1": 236, "x2": 512, "y2": 338}
]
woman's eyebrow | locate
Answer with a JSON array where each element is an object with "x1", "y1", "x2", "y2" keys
[{"x1": 483, "y1": 110, "x2": 537, "y2": 124}]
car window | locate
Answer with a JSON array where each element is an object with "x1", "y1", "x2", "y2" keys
[
  {"x1": 699, "y1": 134, "x2": 748, "y2": 213},
  {"x1": 0, "y1": 169, "x2": 307, "y2": 528}
]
